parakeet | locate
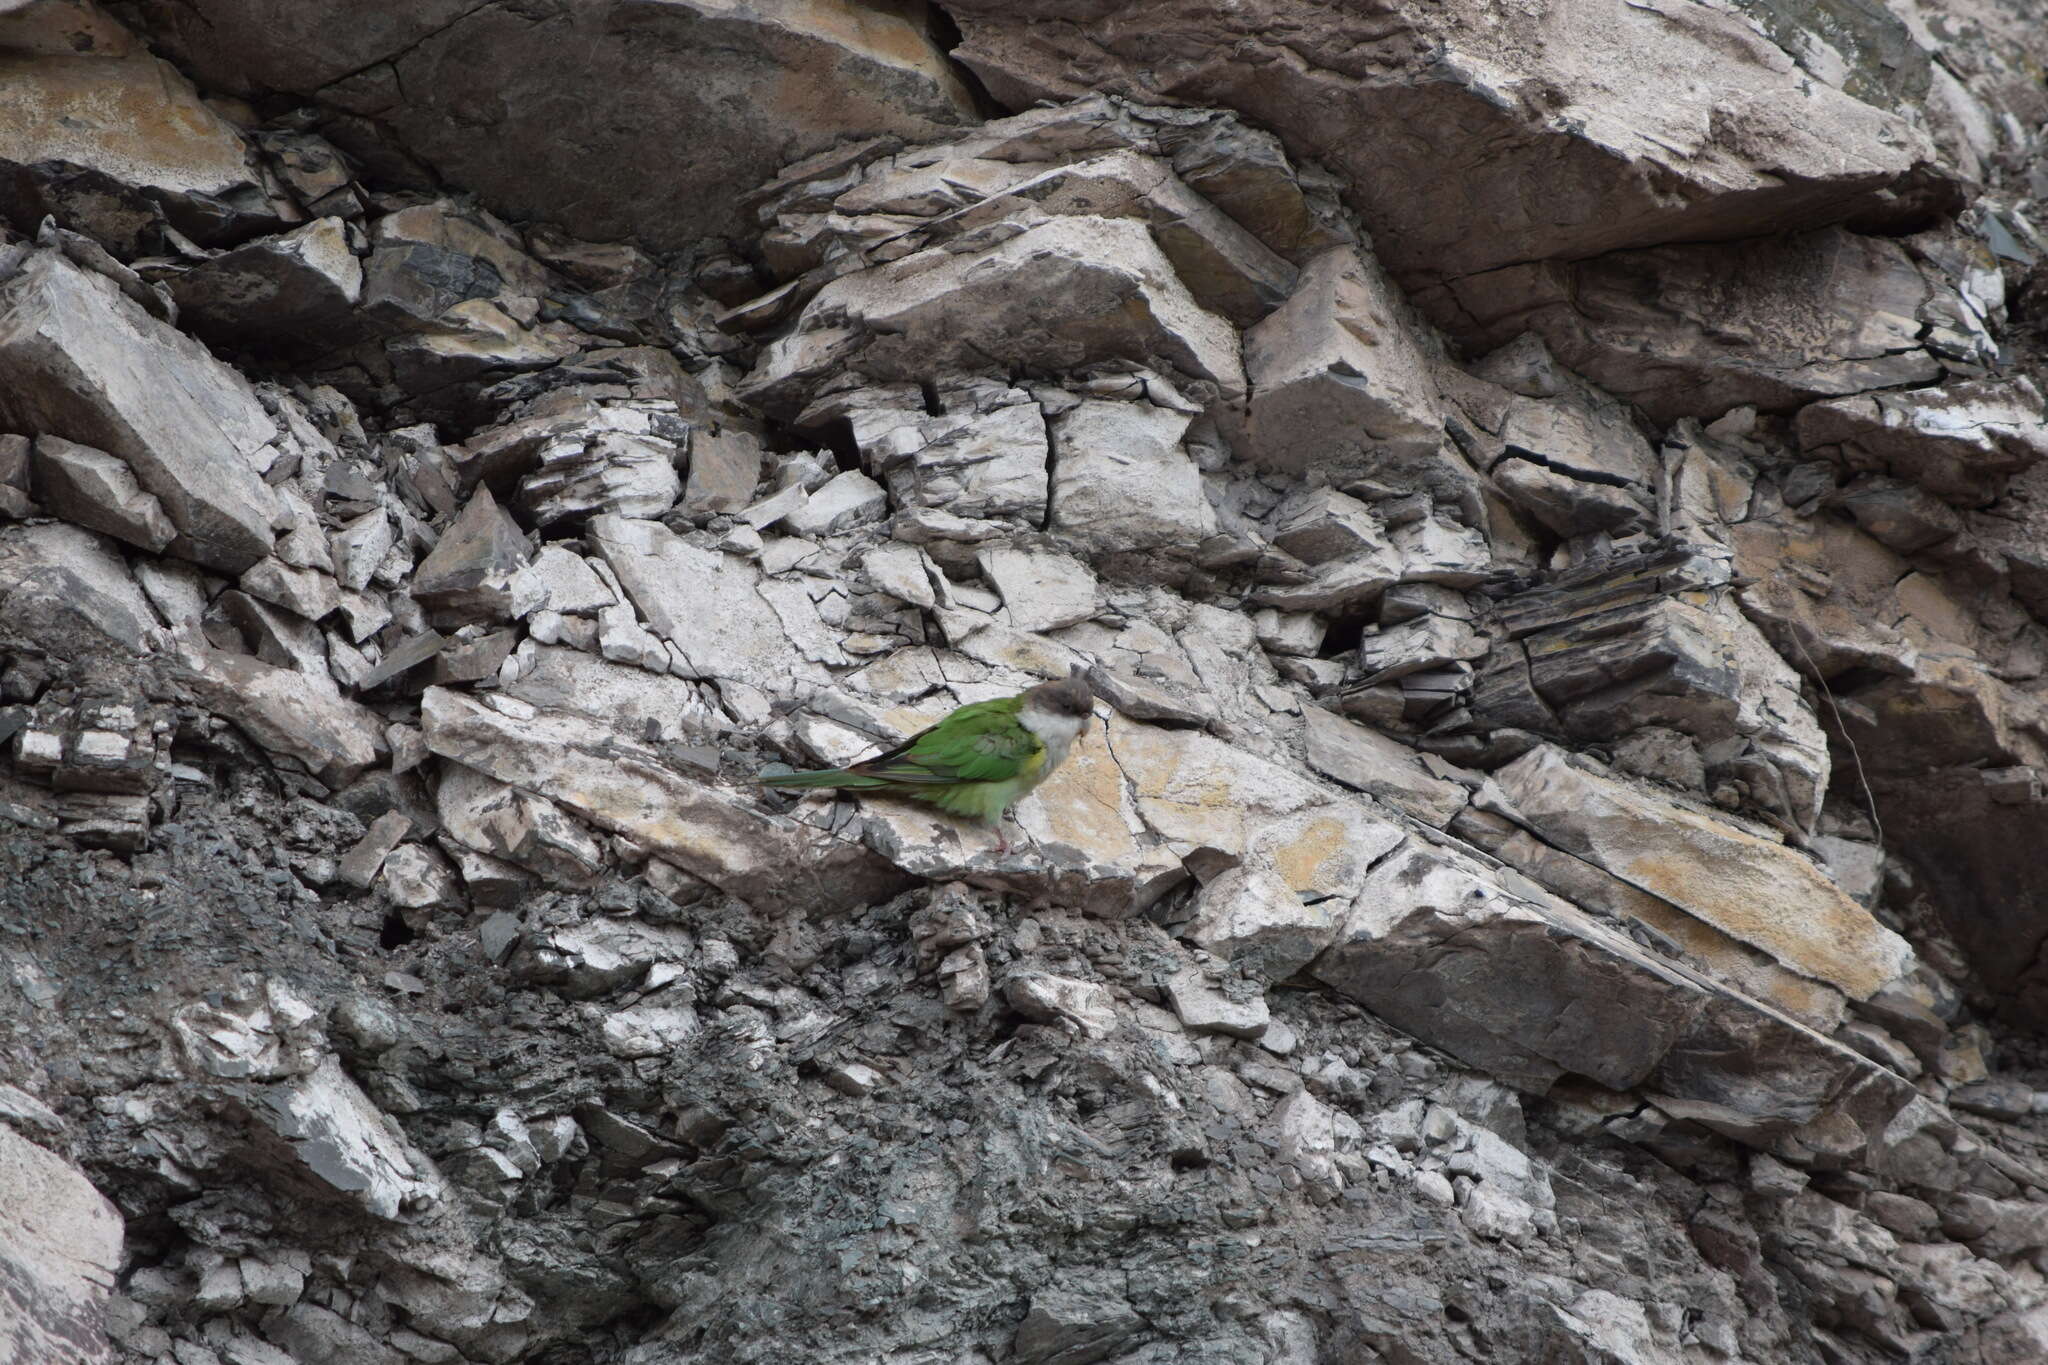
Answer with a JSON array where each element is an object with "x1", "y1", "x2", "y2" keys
[{"x1": 761, "y1": 666, "x2": 1095, "y2": 850}]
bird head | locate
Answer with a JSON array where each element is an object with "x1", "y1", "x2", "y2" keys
[{"x1": 1025, "y1": 663, "x2": 1095, "y2": 719}]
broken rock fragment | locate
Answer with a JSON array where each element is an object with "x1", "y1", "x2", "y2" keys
[
  {"x1": 29, "y1": 435, "x2": 176, "y2": 553},
  {"x1": 0, "y1": 250, "x2": 282, "y2": 571},
  {"x1": 1246, "y1": 244, "x2": 1441, "y2": 481},
  {"x1": 412, "y1": 485, "x2": 530, "y2": 625},
  {"x1": 1795, "y1": 378, "x2": 2048, "y2": 507}
]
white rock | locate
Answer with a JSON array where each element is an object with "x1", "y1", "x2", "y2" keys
[
  {"x1": 783, "y1": 469, "x2": 888, "y2": 537},
  {"x1": 1164, "y1": 966, "x2": 1271, "y2": 1039},
  {"x1": 1180, "y1": 863, "x2": 1341, "y2": 983},
  {"x1": 1005, "y1": 973, "x2": 1117, "y2": 1039},
  {"x1": 1049, "y1": 400, "x2": 1214, "y2": 554},
  {"x1": 979, "y1": 545, "x2": 1099, "y2": 632}
]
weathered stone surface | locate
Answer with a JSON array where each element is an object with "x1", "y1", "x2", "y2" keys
[
  {"x1": 1493, "y1": 746, "x2": 1914, "y2": 1001},
  {"x1": 1471, "y1": 541, "x2": 1830, "y2": 832},
  {"x1": 0, "y1": 1121, "x2": 123, "y2": 1365},
  {"x1": 1180, "y1": 861, "x2": 1336, "y2": 982},
  {"x1": 0, "y1": 250, "x2": 281, "y2": 571},
  {"x1": 168, "y1": 218, "x2": 364, "y2": 353},
  {"x1": 743, "y1": 216, "x2": 1244, "y2": 420},
  {"x1": 1245, "y1": 245, "x2": 1440, "y2": 481},
  {"x1": 1048, "y1": 400, "x2": 1214, "y2": 555},
  {"x1": 1441, "y1": 230, "x2": 1948, "y2": 424},
  {"x1": 951, "y1": 148, "x2": 1297, "y2": 327},
  {"x1": 513, "y1": 403, "x2": 685, "y2": 528},
  {"x1": 849, "y1": 381, "x2": 1048, "y2": 529},
  {"x1": 143, "y1": 0, "x2": 978, "y2": 246},
  {"x1": 436, "y1": 761, "x2": 603, "y2": 889},
  {"x1": 412, "y1": 486, "x2": 530, "y2": 625},
  {"x1": 250, "y1": 1055, "x2": 444, "y2": 1221},
  {"x1": 0, "y1": 522, "x2": 160, "y2": 657},
  {"x1": 0, "y1": 39, "x2": 281, "y2": 253},
  {"x1": 1312, "y1": 839, "x2": 1709, "y2": 1092},
  {"x1": 979, "y1": 546, "x2": 1098, "y2": 633},
  {"x1": 1796, "y1": 379, "x2": 2048, "y2": 507},
  {"x1": 1301, "y1": 707, "x2": 1467, "y2": 828},
  {"x1": 586, "y1": 514, "x2": 827, "y2": 692},
  {"x1": 945, "y1": 0, "x2": 1952, "y2": 313},
  {"x1": 1004, "y1": 975, "x2": 1117, "y2": 1041},
  {"x1": 174, "y1": 647, "x2": 384, "y2": 786},
  {"x1": 783, "y1": 469, "x2": 886, "y2": 538},
  {"x1": 29, "y1": 434, "x2": 175, "y2": 553},
  {"x1": 422, "y1": 688, "x2": 904, "y2": 912}
]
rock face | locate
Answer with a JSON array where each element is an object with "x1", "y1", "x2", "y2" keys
[{"x1": 4, "y1": 3, "x2": 2048, "y2": 1365}]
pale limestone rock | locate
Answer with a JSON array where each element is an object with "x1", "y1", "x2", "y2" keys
[
  {"x1": 251, "y1": 1055, "x2": 443, "y2": 1221},
  {"x1": 1300, "y1": 707, "x2": 1468, "y2": 828},
  {"x1": 1252, "y1": 609, "x2": 1323, "y2": 658},
  {"x1": 239, "y1": 557, "x2": 340, "y2": 622},
  {"x1": 1493, "y1": 746, "x2": 1914, "y2": 1001},
  {"x1": 0, "y1": 522, "x2": 164, "y2": 657},
  {"x1": 515, "y1": 408, "x2": 684, "y2": 528},
  {"x1": 149, "y1": 0, "x2": 978, "y2": 246},
  {"x1": 525, "y1": 919, "x2": 695, "y2": 997},
  {"x1": 1245, "y1": 245, "x2": 1440, "y2": 480},
  {"x1": 435, "y1": 761, "x2": 604, "y2": 889},
  {"x1": 1795, "y1": 377, "x2": 2048, "y2": 507},
  {"x1": 1005, "y1": 973, "x2": 1117, "y2": 1040},
  {"x1": 412, "y1": 486, "x2": 530, "y2": 625},
  {"x1": 1049, "y1": 400, "x2": 1214, "y2": 554},
  {"x1": 681, "y1": 428, "x2": 763, "y2": 515},
  {"x1": 0, "y1": 1122, "x2": 124, "y2": 1365},
  {"x1": 512, "y1": 545, "x2": 616, "y2": 618},
  {"x1": 587, "y1": 514, "x2": 828, "y2": 692},
  {"x1": 331, "y1": 509, "x2": 396, "y2": 593},
  {"x1": 174, "y1": 647, "x2": 383, "y2": 785},
  {"x1": 602, "y1": 1001, "x2": 701, "y2": 1059},
  {"x1": 1269, "y1": 487, "x2": 1384, "y2": 565},
  {"x1": 1353, "y1": 616, "x2": 1489, "y2": 686},
  {"x1": 979, "y1": 546, "x2": 1099, "y2": 632},
  {"x1": 945, "y1": 1, "x2": 1946, "y2": 303},
  {"x1": 1264, "y1": 1089, "x2": 1341, "y2": 1191},
  {"x1": 381, "y1": 843, "x2": 460, "y2": 912},
  {"x1": 1444, "y1": 229, "x2": 1946, "y2": 424},
  {"x1": 1311, "y1": 839, "x2": 1709, "y2": 1092},
  {"x1": 29, "y1": 435, "x2": 176, "y2": 553},
  {"x1": 744, "y1": 216, "x2": 1244, "y2": 419},
  {"x1": 783, "y1": 469, "x2": 887, "y2": 538},
  {"x1": 338, "y1": 812, "x2": 411, "y2": 890},
  {"x1": 1164, "y1": 965, "x2": 1271, "y2": 1039},
  {"x1": 1180, "y1": 862, "x2": 1340, "y2": 982},
  {"x1": 1110, "y1": 714, "x2": 1406, "y2": 901},
  {"x1": 421, "y1": 688, "x2": 905, "y2": 912},
  {"x1": 940, "y1": 147, "x2": 1297, "y2": 326},
  {"x1": 502, "y1": 647, "x2": 722, "y2": 743},
  {"x1": 0, "y1": 251, "x2": 282, "y2": 571},
  {"x1": 860, "y1": 541, "x2": 942, "y2": 609},
  {"x1": 849, "y1": 382, "x2": 1049, "y2": 525}
]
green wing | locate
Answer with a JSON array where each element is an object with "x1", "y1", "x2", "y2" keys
[{"x1": 849, "y1": 697, "x2": 1043, "y2": 785}]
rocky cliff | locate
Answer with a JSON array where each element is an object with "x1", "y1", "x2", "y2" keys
[{"x1": 4, "y1": 1, "x2": 2048, "y2": 1361}]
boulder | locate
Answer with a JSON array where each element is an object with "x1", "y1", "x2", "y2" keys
[
  {"x1": 140, "y1": 0, "x2": 980, "y2": 245},
  {"x1": 0, "y1": 250, "x2": 281, "y2": 572},
  {"x1": 0, "y1": 1122, "x2": 124, "y2": 1364}
]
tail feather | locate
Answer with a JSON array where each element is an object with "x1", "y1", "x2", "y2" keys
[{"x1": 760, "y1": 767, "x2": 893, "y2": 790}]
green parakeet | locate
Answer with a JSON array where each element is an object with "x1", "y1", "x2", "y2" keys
[{"x1": 761, "y1": 667, "x2": 1095, "y2": 849}]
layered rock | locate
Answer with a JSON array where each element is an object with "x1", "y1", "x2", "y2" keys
[{"x1": 2, "y1": 2, "x2": 2048, "y2": 1364}]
